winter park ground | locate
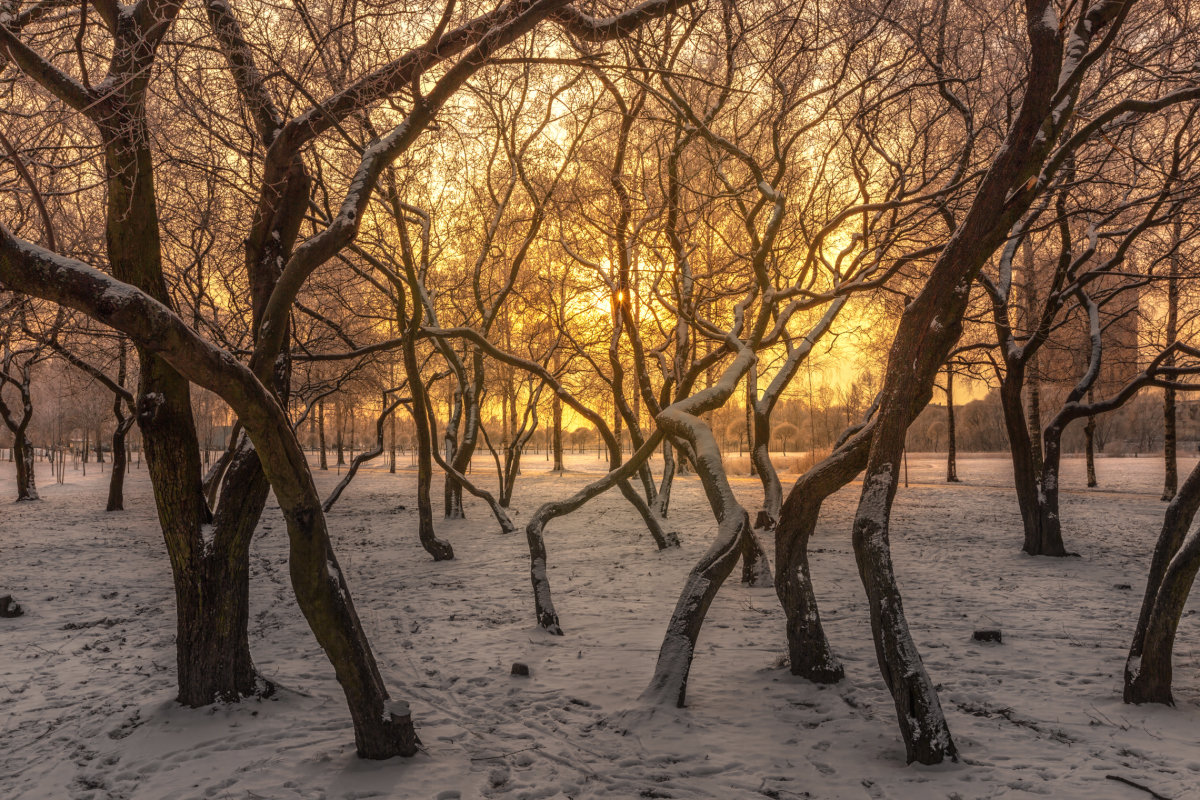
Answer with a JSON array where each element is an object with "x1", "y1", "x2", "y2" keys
[{"x1": 2, "y1": 452, "x2": 1200, "y2": 800}]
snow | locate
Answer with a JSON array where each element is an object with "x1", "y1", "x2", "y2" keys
[{"x1": 3, "y1": 452, "x2": 1200, "y2": 799}]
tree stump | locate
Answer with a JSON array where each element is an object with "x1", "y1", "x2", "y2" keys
[
  {"x1": 0, "y1": 595, "x2": 23, "y2": 618},
  {"x1": 972, "y1": 628, "x2": 1001, "y2": 643}
]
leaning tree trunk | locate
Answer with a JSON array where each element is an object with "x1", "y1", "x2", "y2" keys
[
  {"x1": 773, "y1": 428, "x2": 873, "y2": 683},
  {"x1": 1125, "y1": 459, "x2": 1200, "y2": 704}
]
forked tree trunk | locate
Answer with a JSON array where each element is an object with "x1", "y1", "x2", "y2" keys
[
  {"x1": 1126, "y1": 459, "x2": 1200, "y2": 704},
  {"x1": 642, "y1": 348, "x2": 755, "y2": 707},
  {"x1": 1000, "y1": 368, "x2": 1062, "y2": 555}
]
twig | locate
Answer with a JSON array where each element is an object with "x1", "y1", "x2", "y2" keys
[
  {"x1": 1105, "y1": 774, "x2": 1172, "y2": 800},
  {"x1": 469, "y1": 745, "x2": 539, "y2": 761}
]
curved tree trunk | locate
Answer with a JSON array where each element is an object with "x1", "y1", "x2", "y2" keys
[
  {"x1": 773, "y1": 430, "x2": 873, "y2": 683},
  {"x1": 1125, "y1": 459, "x2": 1200, "y2": 704},
  {"x1": 106, "y1": 339, "x2": 132, "y2": 511},
  {"x1": 402, "y1": 332, "x2": 454, "y2": 561},
  {"x1": 642, "y1": 347, "x2": 755, "y2": 707}
]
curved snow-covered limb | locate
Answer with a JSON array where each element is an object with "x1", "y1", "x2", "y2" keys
[
  {"x1": 424, "y1": 392, "x2": 517, "y2": 535},
  {"x1": 1125, "y1": 459, "x2": 1200, "y2": 704},
  {"x1": 323, "y1": 391, "x2": 406, "y2": 513},
  {"x1": 0, "y1": 231, "x2": 420, "y2": 759},
  {"x1": 642, "y1": 343, "x2": 757, "y2": 707},
  {"x1": 523, "y1": 430, "x2": 666, "y2": 634},
  {"x1": 773, "y1": 425, "x2": 874, "y2": 683}
]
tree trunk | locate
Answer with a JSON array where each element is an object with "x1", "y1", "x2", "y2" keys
[
  {"x1": 945, "y1": 364, "x2": 959, "y2": 482},
  {"x1": 1163, "y1": 236, "x2": 1179, "y2": 500},
  {"x1": 652, "y1": 440, "x2": 676, "y2": 518},
  {"x1": 108, "y1": 421, "x2": 131, "y2": 511},
  {"x1": 642, "y1": 348, "x2": 754, "y2": 707},
  {"x1": 336, "y1": 400, "x2": 345, "y2": 466},
  {"x1": 1126, "y1": 459, "x2": 1200, "y2": 704},
  {"x1": 1000, "y1": 368, "x2": 1057, "y2": 555},
  {"x1": 318, "y1": 400, "x2": 328, "y2": 470},
  {"x1": 773, "y1": 431, "x2": 872, "y2": 683},
  {"x1": 1085, "y1": 413, "x2": 1098, "y2": 488},
  {"x1": 107, "y1": 340, "x2": 131, "y2": 511},
  {"x1": 13, "y1": 435, "x2": 38, "y2": 501},
  {"x1": 401, "y1": 309, "x2": 453, "y2": 561},
  {"x1": 1022, "y1": 237, "x2": 1044, "y2": 475},
  {"x1": 389, "y1": 413, "x2": 397, "y2": 474},
  {"x1": 744, "y1": 393, "x2": 776, "y2": 587},
  {"x1": 1035, "y1": 423, "x2": 1071, "y2": 556},
  {"x1": 552, "y1": 389, "x2": 564, "y2": 471}
]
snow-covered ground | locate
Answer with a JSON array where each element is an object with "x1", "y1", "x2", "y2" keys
[{"x1": 2, "y1": 451, "x2": 1199, "y2": 800}]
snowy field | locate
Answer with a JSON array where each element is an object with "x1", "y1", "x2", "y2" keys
[{"x1": 2, "y1": 451, "x2": 1200, "y2": 800}]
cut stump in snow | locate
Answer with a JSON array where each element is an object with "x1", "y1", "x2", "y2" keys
[
  {"x1": 511, "y1": 662, "x2": 530, "y2": 677},
  {"x1": 0, "y1": 594, "x2": 23, "y2": 618},
  {"x1": 973, "y1": 629, "x2": 1002, "y2": 644}
]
